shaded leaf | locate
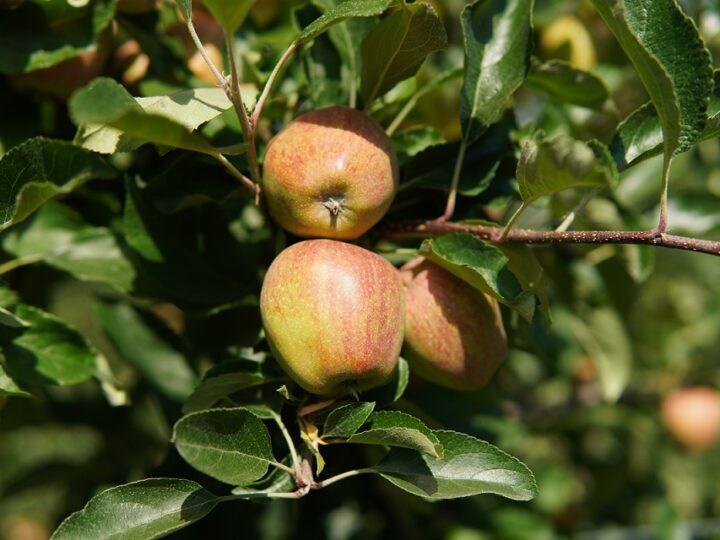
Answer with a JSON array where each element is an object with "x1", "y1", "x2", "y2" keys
[
  {"x1": 0, "y1": 361, "x2": 30, "y2": 398},
  {"x1": 610, "y1": 102, "x2": 663, "y2": 170},
  {"x1": 589, "y1": 0, "x2": 712, "y2": 157},
  {"x1": 172, "y1": 408, "x2": 274, "y2": 486},
  {"x1": 95, "y1": 300, "x2": 197, "y2": 402},
  {"x1": 391, "y1": 126, "x2": 446, "y2": 161},
  {"x1": 0, "y1": 0, "x2": 115, "y2": 74},
  {"x1": 0, "y1": 138, "x2": 115, "y2": 232},
  {"x1": 323, "y1": 401, "x2": 375, "y2": 439},
  {"x1": 372, "y1": 430, "x2": 537, "y2": 500},
  {"x1": 5, "y1": 305, "x2": 98, "y2": 387},
  {"x1": 420, "y1": 234, "x2": 535, "y2": 321},
  {"x1": 347, "y1": 410, "x2": 443, "y2": 458},
  {"x1": 361, "y1": 356, "x2": 410, "y2": 405},
  {"x1": 361, "y1": 3, "x2": 447, "y2": 103},
  {"x1": 516, "y1": 135, "x2": 616, "y2": 205},
  {"x1": 461, "y1": 0, "x2": 533, "y2": 143},
  {"x1": 526, "y1": 59, "x2": 608, "y2": 108},
  {"x1": 51, "y1": 478, "x2": 219, "y2": 540},
  {"x1": 202, "y1": 0, "x2": 255, "y2": 34}
]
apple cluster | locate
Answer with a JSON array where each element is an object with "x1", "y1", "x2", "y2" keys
[{"x1": 259, "y1": 107, "x2": 507, "y2": 396}]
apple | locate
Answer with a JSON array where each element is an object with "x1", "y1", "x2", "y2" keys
[
  {"x1": 260, "y1": 239, "x2": 405, "y2": 396},
  {"x1": 262, "y1": 106, "x2": 399, "y2": 240},
  {"x1": 400, "y1": 258, "x2": 507, "y2": 390},
  {"x1": 661, "y1": 386, "x2": 720, "y2": 452}
]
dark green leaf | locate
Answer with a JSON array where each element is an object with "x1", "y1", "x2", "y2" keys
[
  {"x1": 51, "y1": 478, "x2": 219, "y2": 540},
  {"x1": 420, "y1": 234, "x2": 535, "y2": 321},
  {"x1": 175, "y1": 0, "x2": 192, "y2": 20},
  {"x1": 610, "y1": 102, "x2": 663, "y2": 169},
  {"x1": 516, "y1": 135, "x2": 616, "y2": 204},
  {"x1": 391, "y1": 126, "x2": 445, "y2": 161},
  {"x1": 5, "y1": 305, "x2": 98, "y2": 387},
  {"x1": 0, "y1": 0, "x2": 115, "y2": 74},
  {"x1": 183, "y1": 359, "x2": 277, "y2": 413},
  {"x1": 526, "y1": 59, "x2": 608, "y2": 108},
  {"x1": 323, "y1": 401, "x2": 375, "y2": 439},
  {"x1": 589, "y1": 0, "x2": 713, "y2": 157},
  {"x1": 297, "y1": 0, "x2": 397, "y2": 44},
  {"x1": 0, "y1": 424, "x2": 102, "y2": 490},
  {"x1": 202, "y1": 0, "x2": 254, "y2": 34},
  {"x1": 372, "y1": 430, "x2": 537, "y2": 500},
  {"x1": 361, "y1": 356, "x2": 409, "y2": 405},
  {"x1": 0, "y1": 361, "x2": 30, "y2": 398},
  {"x1": 361, "y1": 3, "x2": 447, "y2": 103},
  {"x1": 95, "y1": 300, "x2": 197, "y2": 402},
  {"x1": 0, "y1": 138, "x2": 115, "y2": 232},
  {"x1": 69, "y1": 79, "x2": 218, "y2": 156},
  {"x1": 461, "y1": 0, "x2": 533, "y2": 143},
  {"x1": 347, "y1": 410, "x2": 443, "y2": 458},
  {"x1": 172, "y1": 408, "x2": 275, "y2": 485},
  {"x1": 1, "y1": 201, "x2": 137, "y2": 294}
]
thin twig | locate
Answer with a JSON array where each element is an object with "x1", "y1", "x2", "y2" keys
[
  {"x1": 378, "y1": 220, "x2": 720, "y2": 257},
  {"x1": 314, "y1": 468, "x2": 372, "y2": 489},
  {"x1": 271, "y1": 411, "x2": 301, "y2": 477},
  {"x1": 439, "y1": 137, "x2": 468, "y2": 221},
  {"x1": 251, "y1": 42, "x2": 298, "y2": 127},
  {"x1": 186, "y1": 18, "x2": 227, "y2": 89},
  {"x1": 655, "y1": 151, "x2": 673, "y2": 234},
  {"x1": 555, "y1": 188, "x2": 600, "y2": 232},
  {"x1": 211, "y1": 152, "x2": 258, "y2": 194},
  {"x1": 0, "y1": 253, "x2": 43, "y2": 275},
  {"x1": 269, "y1": 460, "x2": 296, "y2": 475},
  {"x1": 225, "y1": 34, "x2": 262, "y2": 188}
]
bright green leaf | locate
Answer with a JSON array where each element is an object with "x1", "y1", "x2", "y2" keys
[
  {"x1": 202, "y1": 0, "x2": 255, "y2": 34},
  {"x1": 372, "y1": 430, "x2": 537, "y2": 500},
  {"x1": 297, "y1": 0, "x2": 398, "y2": 44},
  {"x1": 361, "y1": 3, "x2": 447, "y2": 104},
  {"x1": 172, "y1": 408, "x2": 275, "y2": 486},
  {"x1": 323, "y1": 402, "x2": 375, "y2": 439},
  {"x1": 347, "y1": 410, "x2": 443, "y2": 458},
  {"x1": 51, "y1": 478, "x2": 219, "y2": 540},
  {"x1": 420, "y1": 234, "x2": 535, "y2": 321},
  {"x1": 461, "y1": 0, "x2": 533, "y2": 143}
]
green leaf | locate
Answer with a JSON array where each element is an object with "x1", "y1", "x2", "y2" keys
[
  {"x1": 1, "y1": 201, "x2": 137, "y2": 294},
  {"x1": 372, "y1": 430, "x2": 537, "y2": 501},
  {"x1": 391, "y1": 126, "x2": 446, "y2": 161},
  {"x1": 51, "y1": 478, "x2": 219, "y2": 540},
  {"x1": 0, "y1": 0, "x2": 115, "y2": 74},
  {"x1": 461, "y1": 0, "x2": 533, "y2": 143},
  {"x1": 5, "y1": 305, "x2": 98, "y2": 387},
  {"x1": 361, "y1": 356, "x2": 409, "y2": 405},
  {"x1": 183, "y1": 359, "x2": 277, "y2": 413},
  {"x1": 69, "y1": 79, "x2": 218, "y2": 156},
  {"x1": 0, "y1": 361, "x2": 30, "y2": 397},
  {"x1": 347, "y1": 410, "x2": 443, "y2": 458},
  {"x1": 516, "y1": 135, "x2": 616, "y2": 205},
  {"x1": 175, "y1": 0, "x2": 192, "y2": 20},
  {"x1": 95, "y1": 300, "x2": 197, "y2": 402},
  {"x1": 360, "y1": 3, "x2": 447, "y2": 104},
  {"x1": 526, "y1": 59, "x2": 608, "y2": 108},
  {"x1": 589, "y1": 0, "x2": 713, "y2": 157},
  {"x1": 566, "y1": 307, "x2": 632, "y2": 403},
  {"x1": 0, "y1": 306, "x2": 29, "y2": 329},
  {"x1": 610, "y1": 102, "x2": 664, "y2": 170},
  {"x1": 172, "y1": 408, "x2": 275, "y2": 486},
  {"x1": 323, "y1": 401, "x2": 375, "y2": 439},
  {"x1": 0, "y1": 138, "x2": 115, "y2": 232},
  {"x1": 202, "y1": 0, "x2": 255, "y2": 34},
  {"x1": 0, "y1": 424, "x2": 103, "y2": 490},
  {"x1": 76, "y1": 88, "x2": 238, "y2": 155},
  {"x1": 297, "y1": 0, "x2": 397, "y2": 44},
  {"x1": 420, "y1": 234, "x2": 535, "y2": 321}
]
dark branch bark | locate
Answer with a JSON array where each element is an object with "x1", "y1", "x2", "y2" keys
[{"x1": 379, "y1": 220, "x2": 720, "y2": 257}]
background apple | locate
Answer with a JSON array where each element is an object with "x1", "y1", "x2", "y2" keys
[
  {"x1": 400, "y1": 258, "x2": 507, "y2": 390},
  {"x1": 260, "y1": 239, "x2": 405, "y2": 396},
  {"x1": 262, "y1": 106, "x2": 399, "y2": 240},
  {"x1": 661, "y1": 386, "x2": 720, "y2": 451}
]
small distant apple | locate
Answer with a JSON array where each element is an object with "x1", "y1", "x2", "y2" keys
[
  {"x1": 262, "y1": 106, "x2": 399, "y2": 240},
  {"x1": 400, "y1": 258, "x2": 507, "y2": 390},
  {"x1": 661, "y1": 386, "x2": 720, "y2": 451},
  {"x1": 260, "y1": 239, "x2": 405, "y2": 396}
]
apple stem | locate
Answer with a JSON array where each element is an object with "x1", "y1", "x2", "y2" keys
[
  {"x1": 314, "y1": 468, "x2": 372, "y2": 489},
  {"x1": 655, "y1": 151, "x2": 673, "y2": 235},
  {"x1": 439, "y1": 137, "x2": 468, "y2": 221},
  {"x1": 251, "y1": 42, "x2": 299, "y2": 128},
  {"x1": 185, "y1": 17, "x2": 226, "y2": 89}
]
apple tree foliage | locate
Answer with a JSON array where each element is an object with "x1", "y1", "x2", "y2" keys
[{"x1": 1, "y1": 0, "x2": 720, "y2": 538}]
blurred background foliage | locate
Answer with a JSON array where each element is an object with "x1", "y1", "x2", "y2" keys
[{"x1": 1, "y1": 0, "x2": 720, "y2": 538}]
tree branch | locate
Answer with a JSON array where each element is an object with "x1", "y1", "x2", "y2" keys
[{"x1": 378, "y1": 220, "x2": 720, "y2": 256}]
